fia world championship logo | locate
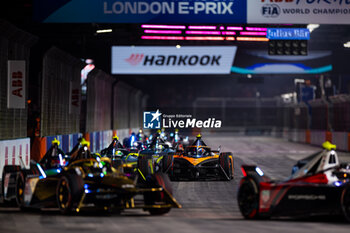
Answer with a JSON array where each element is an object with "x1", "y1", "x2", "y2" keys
[{"x1": 143, "y1": 110, "x2": 162, "y2": 129}]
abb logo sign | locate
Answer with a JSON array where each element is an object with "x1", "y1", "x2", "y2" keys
[
  {"x1": 7, "y1": 60, "x2": 26, "y2": 109},
  {"x1": 11, "y1": 71, "x2": 23, "y2": 97}
]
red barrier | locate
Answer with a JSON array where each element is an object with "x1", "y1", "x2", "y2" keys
[
  {"x1": 83, "y1": 133, "x2": 91, "y2": 149},
  {"x1": 30, "y1": 137, "x2": 47, "y2": 162},
  {"x1": 326, "y1": 131, "x2": 332, "y2": 142},
  {"x1": 305, "y1": 130, "x2": 311, "y2": 144}
]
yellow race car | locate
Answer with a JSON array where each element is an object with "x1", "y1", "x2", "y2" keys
[{"x1": 169, "y1": 134, "x2": 234, "y2": 181}]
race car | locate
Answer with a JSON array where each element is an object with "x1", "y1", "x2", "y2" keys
[
  {"x1": 123, "y1": 131, "x2": 147, "y2": 151},
  {"x1": 100, "y1": 135, "x2": 139, "y2": 177},
  {"x1": 2, "y1": 138, "x2": 180, "y2": 215},
  {"x1": 1, "y1": 138, "x2": 66, "y2": 206},
  {"x1": 169, "y1": 134, "x2": 234, "y2": 181},
  {"x1": 167, "y1": 129, "x2": 190, "y2": 150},
  {"x1": 101, "y1": 133, "x2": 175, "y2": 181},
  {"x1": 137, "y1": 132, "x2": 175, "y2": 180},
  {"x1": 237, "y1": 141, "x2": 350, "y2": 221}
]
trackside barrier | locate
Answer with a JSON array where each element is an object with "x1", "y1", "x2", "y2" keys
[
  {"x1": 283, "y1": 129, "x2": 349, "y2": 152},
  {"x1": 310, "y1": 130, "x2": 326, "y2": 147},
  {"x1": 46, "y1": 133, "x2": 82, "y2": 154},
  {"x1": 87, "y1": 130, "x2": 113, "y2": 153},
  {"x1": 28, "y1": 128, "x2": 144, "y2": 162},
  {"x1": 332, "y1": 132, "x2": 348, "y2": 151},
  {"x1": 31, "y1": 133, "x2": 82, "y2": 162},
  {"x1": 290, "y1": 129, "x2": 305, "y2": 143},
  {"x1": 0, "y1": 138, "x2": 30, "y2": 179},
  {"x1": 282, "y1": 128, "x2": 289, "y2": 140},
  {"x1": 282, "y1": 128, "x2": 303, "y2": 143},
  {"x1": 305, "y1": 130, "x2": 311, "y2": 144},
  {"x1": 71, "y1": 128, "x2": 140, "y2": 154}
]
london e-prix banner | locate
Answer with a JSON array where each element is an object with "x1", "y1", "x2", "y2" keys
[
  {"x1": 33, "y1": 0, "x2": 247, "y2": 23},
  {"x1": 34, "y1": 0, "x2": 350, "y2": 24}
]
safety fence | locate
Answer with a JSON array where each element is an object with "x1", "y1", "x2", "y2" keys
[
  {"x1": 279, "y1": 94, "x2": 350, "y2": 151},
  {"x1": 0, "y1": 20, "x2": 37, "y2": 140},
  {"x1": 41, "y1": 47, "x2": 83, "y2": 136},
  {"x1": 194, "y1": 95, "x2": 350, "y2": 151}
]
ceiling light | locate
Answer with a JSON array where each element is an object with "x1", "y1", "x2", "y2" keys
[
  {"x1": 344, "y1": 41, "x2": 350, "y2": 48},
  {"x1": 176, "y1": 45, "x2": 181, "y2": 49},
  {"x1": 96, "y1": 29, "x2": 112, "y2": 33},
  {"x1": 307, "y1": 24, "x2": 319, "y2": 33}
]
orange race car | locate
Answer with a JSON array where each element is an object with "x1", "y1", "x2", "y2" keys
[{"x1": 169, "y1": 134, "x2": 234, "y2": 181}]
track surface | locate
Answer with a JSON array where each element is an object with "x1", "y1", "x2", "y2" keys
[{"x1": 1, "y1": 136, "x2": 350, "y2": 233}]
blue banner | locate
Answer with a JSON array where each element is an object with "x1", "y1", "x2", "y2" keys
[
  {"x1": 267, "y1": 28, "x2": 310, "y2": 40},
  {"x1": 34, "y1": 0, "x2": 247, "y2": 23}
]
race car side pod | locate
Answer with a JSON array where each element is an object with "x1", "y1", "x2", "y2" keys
[{"x1": 241, "y1": 165, "x2": 271, "y2": 182}]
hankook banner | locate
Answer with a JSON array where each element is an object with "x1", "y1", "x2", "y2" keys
[
  {"x1": 111, "y1": 46, "x2": 237, "y2": 74},
  {"x1": 247, "y1": 0, "x2": 350, "y2": 25}
]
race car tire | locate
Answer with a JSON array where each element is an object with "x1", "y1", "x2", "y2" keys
[
  {"x1": 237, "y1": 176, "x2": 260, "y2": 219},
  {"x1": 219, "y1": 153, "x2": 234, "y2": 180},
  {"x1": 341, "y1": 185, "x2": 350, "y2": 222},
  {"x1": 162, "y1": 154, "x2": 174, "y2": 173},
  {"x1": 15, "y1": 171, "x2": 26, "y2": 209},
  {"x1": 56, "y1": 174, "x2": 84, "y2": 214},
  {"x1": 1, "y1": 165, "x2": 21, "y2": 205},
  {"x1": 144, "y1": 173, "x2": 172, "y2": 215}
]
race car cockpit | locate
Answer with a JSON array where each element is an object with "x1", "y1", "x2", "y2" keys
[
  {"x1": 100, "y1": 135, "x2": 127, "y2": 157},
  {"x1": 69, "y1": 138, "x2": 93, "y2": 163},
  {"x1": 184, "y1": 134, "x2": 212, "y2": 158},
  {"x1": 39, "y1": 138, "x2": 66, "y2": 169},
  {"x1": 290, "y1": 141, "x2": 340, "y2": 184}
]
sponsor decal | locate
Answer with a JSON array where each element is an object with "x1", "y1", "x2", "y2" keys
[
  {"x1": 112, "y1": 46, "x2": 237, "y2": 74},
  {"x1": 4, "y1": 174, "x2": 11, "y2": 195},
  {"x1": 261, "y1": 4, "x2": 281, "y2": 17},
  {"x1": 288, "y1": 194, "x2": 326, "y2": 200},
  {"x1": 24, "y1": 178, "x2": 39, "y2": 204},
  {"x1": 96, "y1": 194, "x2": 119, "y2": 199},
  {"x1": 125, "y1": 54, "x2": 144, "y2": 66},
  {"x1": 267, "y1": 28, "x2": 310, "y2": 40},
  {"x1": 144, "y1": 110, "x2": 222, "y2": 129},
  {"x1": 121, "y1": 184, "x2": 135, "y2": 189},
  {"x1": 261, "y1": 190, "x2": 271, "y2": 203},
  {"x1": 248, "y1": 0, "x2": 350, "y2": 24}
]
